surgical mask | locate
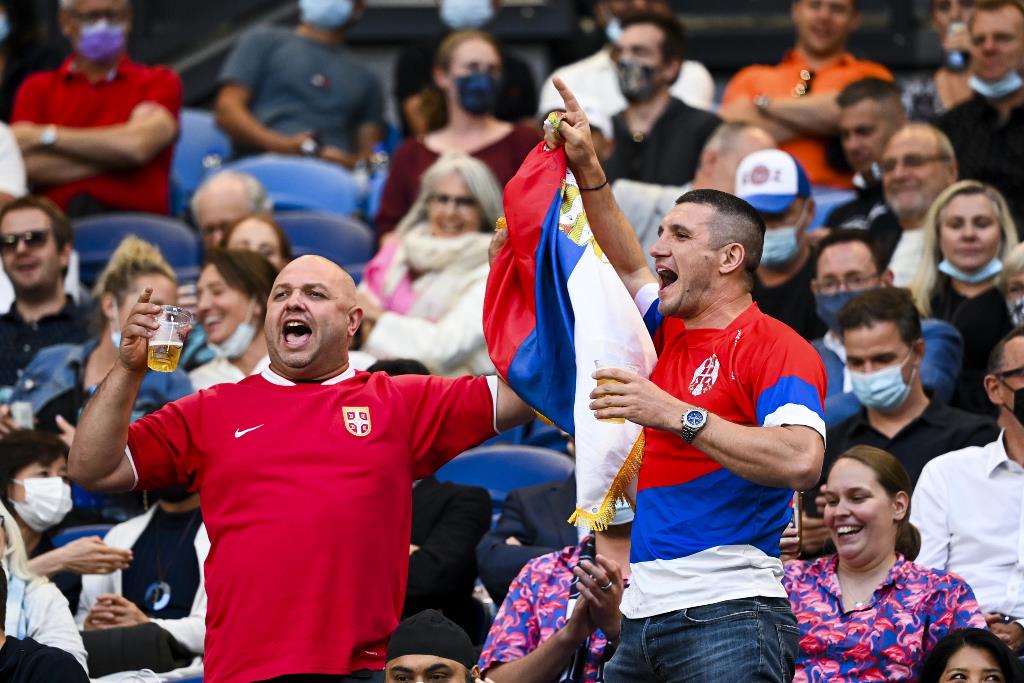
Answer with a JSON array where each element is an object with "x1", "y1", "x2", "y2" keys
[
  {"x1": 455, "y1": 72, "x2": 498, "y2": 115},
  {"x1": 77, "y1": 20, "x2": 126, "y2": 64},
  {"x1": 440, "y1": 0, "x2": 494, "y2": 29},
  {"x1": 109, "y1": 301, "x2": 121, "y2": 349},
  {"x1": 207, "y1": 300, "x2": 259, "y2": 360},
  {"x1": 1009, "y1": 297, "x2": 1024, "y2": 327},
  {"x1": 814, "y1": 289, "x2": 869, "y2": 332},
  {"x1": 615, "y1": 60, "x2": 656, "y2": 103},
  {"x1": 850, "y1": 354, "x2": 915, "y2": 412},
  {"x1": 299, "y1": 0, "x2": 354, "y2": 29},
  {"x1": 12, "y1": 477, "x2": 72, "y2": 533},
  {"x1": 760, "y1": 226, "x2": 801, "y2": 268},
  {"x1": 969, "y1": 71, "x2": 1024, "y2": 99},
  {"x1": 938, "y1": 257, "x2": 1003, "y2": 284},
  {"x1": 0, "y1": 14, "x2": 10, "y2": 45},
  {"x1": 605, "y1": 17, "x2": 622, "y2": 43}
]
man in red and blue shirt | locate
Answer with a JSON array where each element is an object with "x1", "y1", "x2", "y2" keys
[
  {"x1": 544, "y1": 79, "x2": 827, "y2": 682},
  {"x1": 67, "y1": 255, "x2": 534, "y2": 683}
]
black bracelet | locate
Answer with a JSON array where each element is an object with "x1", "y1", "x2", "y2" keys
[{"x1": 579, "y1": 178, "x2": 609, "y2": 192}]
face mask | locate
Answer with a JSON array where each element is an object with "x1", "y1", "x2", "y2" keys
[
  {"x1": 938, "y1": 257, "x2": 1003, "y2": 284},
  {"x1": 615, "y1": 60, "x2": 656, "y2": 103},
  {"x1": 12, "y1": 477, "x2": 72, "y2": 532},
  {"x1": 439, "y1": 0, "x2": 494, "y2": 29},
  {"x1": 1009, "y1": 297, "x2": 1024, "y2": 327},
  {"x1": 814, "y1": 288, "x2": 869, "y2": 332},
  {"x1": 455, "y1": 72, "x2": 498, "y2": 115},
  {"x1": 760, "y1": 226, "x2": 801, "y2": 268},
  {"x1": 207, "y1": 300, "x2": 259, "y2": 360},
  {"x1": 77, "y1": 20, "x2": 126, "y2": 64},
  {"x1": 850, "y1": 353, "x2": 915, "y2": 412},
  {"x1": 299, "y1": 0, "x2": 354, "y2": 29},
  {"x1": 109, "y1": 300, "x2": 121, "y2": 349},
  {"x1": 0, "y1": 14, "x2": 10, "y2": 45},
  {"x1": 969, "y1": 71, "x2": 1024, "y2": 99},
  {"x1": 605, "y1": 17, "x2": 622, "y2": 43}
]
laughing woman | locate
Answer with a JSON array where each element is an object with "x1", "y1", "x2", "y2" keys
[{"x1": 784, "y1": 446, "x2": 985, "y2": 682}]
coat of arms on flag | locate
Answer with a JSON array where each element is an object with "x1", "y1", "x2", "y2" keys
[{"x1": 342, "y1": 407, "x2": 372, "y2": 437}]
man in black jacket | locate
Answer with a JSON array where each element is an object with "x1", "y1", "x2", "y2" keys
[{"x1": 0, "y1": 566, "x2": 89, "y2": 682}]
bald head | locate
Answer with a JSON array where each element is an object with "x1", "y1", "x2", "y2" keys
[
  {"x1": 265, "y1": 255, "x2": 362, "y2": 381},
  {"x1": 191, "y1": 172, "x2": 271, "y2": 249},
  {"x1": 694, "y1": 123, "x2": 776, "y2": 193}
]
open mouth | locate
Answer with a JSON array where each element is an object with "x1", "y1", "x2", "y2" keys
[
  {"x1": 657, "y1": 268, "x2": 679, "y2": 290},
  {"x1": 835, "y1": 524, "x2": 862, "y2": 539},
  {"x1": 283, "y1": 320, "x2": 312, "y2": 349}
]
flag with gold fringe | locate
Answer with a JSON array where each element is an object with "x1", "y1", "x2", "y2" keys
[{"x1": 484, "y1": 143, "x2": 657, "y2": 529}]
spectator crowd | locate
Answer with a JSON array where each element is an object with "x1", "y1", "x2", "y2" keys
[{"x1": 1, "y1": 0, "x2": 1024, "y2": 681}]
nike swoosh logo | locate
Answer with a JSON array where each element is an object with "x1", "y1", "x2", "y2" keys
[{"x1": 234, "y1": 424, "x2": 264, "y2": 438}]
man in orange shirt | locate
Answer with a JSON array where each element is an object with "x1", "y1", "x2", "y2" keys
[{"x1": 720, "y1": 0, "x2": 892, "y2": 189}]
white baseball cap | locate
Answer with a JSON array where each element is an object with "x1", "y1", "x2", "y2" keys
[{"x1": 735, "y1": 149, "x2": 811, "y2": 214}]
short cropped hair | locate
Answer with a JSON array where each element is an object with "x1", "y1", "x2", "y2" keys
[
  {"x1": 970, "y1": 0, "x2": 1024, "y2": 29},
  {"x1": 0, "y1": 195, "x2": 73, "y2": 251},
  {"x1": 836, "y1": 77, "x2": 903, "y2": 110},
  {"x1": 0, "y1": 431, "x2": 68, "y2": 509},
  {"x1": 837, "y1": 288, "x2": 923, "y2": 346},
  {"x1": 675, "y1": 188, "x2": 766, "y2": 279},
  {"x1": 812, "y1": 229, "x2": 885, "y2": 277},
  {"x1": 620, "y1": 12, "x2": 687, "y2": 62},
  {"x1": 987, "y1": 325, "x2": 1024, "y2": 375}
]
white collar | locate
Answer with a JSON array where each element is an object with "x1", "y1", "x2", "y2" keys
[
  {"x1": 260, "y1": 365, "x2": 356, "y2": 386},
  {"x1": 985, "y1": 431, "x2": 1022, "y2": 475},
  {"x1": 822, "y1": 329, "x2": 846, "y2": 361}
]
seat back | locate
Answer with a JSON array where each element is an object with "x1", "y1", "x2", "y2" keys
[
  {"x1": 171, "y1": 108, "x2": 232, "y2": 214},
  {"x1": 73, "y1": 213, "x2": 202, "y2": 287},
  {"x1": 435, "y1": 445, "x2": 575, "y2": 511},
  {"x1": 52, "y1": 524, "x2": 115, "y2": 547},
  {"x1": 222, "y1": 154, "x2": 361, "y2": 217},
  {"x1": 274, "y1": 211, "x2": 375, "y2": 277}
]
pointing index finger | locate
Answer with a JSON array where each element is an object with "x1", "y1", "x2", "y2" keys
[
  {"x1": 137, "y1": 287, "x2": 153, "y2": 304},
  {"x1": 552, "y1": 77, "x2": 583, "y2": 116}
]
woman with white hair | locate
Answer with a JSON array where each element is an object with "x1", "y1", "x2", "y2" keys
[
  {"x1": 357, "y1": 152, "x2": 502, "y2": 376},
  {"x1": 0, "y1": 500, "x2": 88, "y2": 670},
  {"x1": 910, "y1": 180, "x2": 1020, "y2": 413}
]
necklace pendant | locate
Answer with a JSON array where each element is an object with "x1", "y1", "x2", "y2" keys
[{"x1": 145, "y1": 581, "x2": 172, "y2": 611}]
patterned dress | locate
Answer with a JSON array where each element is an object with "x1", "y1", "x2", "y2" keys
[
  {"x1": 479, "y1": 537, "x2": 613, "y2": 683},
  {"x1": 784, "y1": 554, "x2": 986, "y2": 682}
]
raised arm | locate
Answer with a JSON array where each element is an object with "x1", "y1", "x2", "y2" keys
[
  {"x1": 68, "y1": 289, "x2": 161, "y2": 492},
  {"x1": 546, "y1": 78, "x2": 656, "y2": 300}
]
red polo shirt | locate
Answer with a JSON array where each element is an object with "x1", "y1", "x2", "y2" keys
[{"x1": 12, "y1": 57, "x2": 182, "y2": 214}]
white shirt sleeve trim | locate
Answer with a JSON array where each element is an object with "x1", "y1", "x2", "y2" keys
[
  {"x1": 125, "y1": 445, "x2": 140, "y2": 490},
  {"x1": 634, "y1": 282, "x2": 659, "y2": 316},
  {"x1": 487, "y1": 375, "x2": 499, "y2": 434},
  {"x1": 761, "y1": 403, "x2": 827, "y2": 444}
]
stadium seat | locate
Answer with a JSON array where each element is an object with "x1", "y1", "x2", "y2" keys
[
  {"x1": 171, "y1": 108, "x2": 231, "y2": 215},
  {"x1": 52, "y1": 524, "x2": 114, "y2": 547},
  {"x1": 274, "y1": 211, "x2": 375, "y2": 279},
  {"x1": 221, "y1": 154, "x2": 361, "y2": 217},
  {"x1": 73, "y1": 213, "x2": 202, "y2": 287},
  {"x1": 436, "y1": 445, "x2": 574, "y2": 513},
  {"x1": 810, "y1": 186, "x2": 857, "y2": 229}
]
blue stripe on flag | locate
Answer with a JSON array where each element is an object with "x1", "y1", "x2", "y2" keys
[{"x1": 755, "y1": 375, "x2": 824, "y2": 427}]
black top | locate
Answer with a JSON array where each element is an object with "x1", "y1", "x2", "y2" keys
[
  {"x1": 0, "y1": 636, "x2": 89, "y2": 683},
  {"x1": 604, "y1": 97, "x2": 721, "y2": 186},
  {"x1": 752, "y1": 256, "x2": 827, "y2": 341},
  {"x1": 865, "y1": 207, "x2": 904, "y2": 270},
  {"x1": 392, "y1": 38, "x2": 538, "y2": 135},
  {"x1": 30, "y1": 534, "x2": 82, "y2": 613},
  {"x1": 938, "y1": 94, "x2": 1024, "y2": 229},
  {"x1": 825, "y1": 180, "x2": 886, "y2": 231},
  {"x1": 122, "y1": 506, "x2": 203, "y2": 621},
  {"x1": 0, "y1": 42, "x2": 64, "y2": 122},
  {"x1": 823, "y1": 398, "x2": 999, "y2": 487},
  {"x1": 0, "y1": 297, "x2": 88, "y2": 389},
  {"x1": 943, "y1": 284, "x2": 1014, "y2": 415}
]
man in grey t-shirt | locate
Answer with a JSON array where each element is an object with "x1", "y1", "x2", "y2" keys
[{"x1": 215, "y1": 0, "x2": 384, "y2": 169}]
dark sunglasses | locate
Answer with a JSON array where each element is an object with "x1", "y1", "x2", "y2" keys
[
  {"x1": 996, "y1": 363, "x2": 1024, "y2": 382},
  {"x1": 430, "y1": 193, "x2": 477, "y2": 209},
  {"x1": 0, "y1": 230, "x2": 50, "y2": 253}
]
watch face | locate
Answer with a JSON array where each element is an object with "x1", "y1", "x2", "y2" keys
[{"x1": 685, "y1": 409, "x2": 705, "y2": 427}]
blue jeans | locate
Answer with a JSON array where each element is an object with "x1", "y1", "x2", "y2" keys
[{"x1": 605, "y1": 596, "x2": 799, "y2": 682}]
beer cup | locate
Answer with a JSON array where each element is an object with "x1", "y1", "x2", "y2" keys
[
  {"x1": 148, "y1": 306, "x2": 192, "y2": 373},
  {"x1": 594, "y1": 359, "x2": 640, "y2": 424}
]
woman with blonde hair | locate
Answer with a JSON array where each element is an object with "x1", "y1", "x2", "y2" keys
[
  {"x1": 375, "y1": 29, "x2": 538, "y2": 235},
  {"x1": 358, "y1": 153, "x2": 502, "y2": 376},
  {"x1": 910, "y1": 180, "x2": 1019, "y2": 413}
]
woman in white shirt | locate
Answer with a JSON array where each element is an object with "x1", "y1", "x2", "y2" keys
[{"x1": 188, "y1": 249, "x2": 278, "y2": 391}]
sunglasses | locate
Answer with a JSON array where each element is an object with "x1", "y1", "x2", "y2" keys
[
  {"x1": 0, "y1": 230, "x2": 50, "y2": 253},
  {"x1": 996, "y1": 363, "x2": 1024, "y2": 382},
  {"x1": 430, "y1": 194, "x2": 477, "y2": 209}
]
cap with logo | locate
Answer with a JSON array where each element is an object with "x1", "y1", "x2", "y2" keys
[{"x1": 735, "y1": 149, "x2": 811, "y2": 215}]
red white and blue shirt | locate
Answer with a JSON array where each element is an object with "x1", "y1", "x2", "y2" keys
[
  {"x1": 784, "y1": 554, "x2": 985, "y2": 681},
  {"x1": 622, "y1": 285, "x2": 827, "y2": 618}
]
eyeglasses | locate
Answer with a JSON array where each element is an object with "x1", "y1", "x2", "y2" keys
[
  {"x1": 996, "y1": 363, "x2": 1024, "y2": 382},
  {"x1": 430, "y1": 194, "x2": 477, "y2": 209},
  {"x1": 879, "y1": 154, "x2": 951, "y2": 174},
  {"x1": 67, "y1": 9, "x2": 128, "y2": 24},
  {"x1": 794, "y1": 69, "x2": 814, "y2": 97},
  {"x1": 200, "y1": 222, "x2": 232, "y2": 239},
  {"x1": 0, "y1": 230, "x2": 50, "y2": 253},
  {"x1": 814, "y1": 273, "x2": 880, "y2": 296}
]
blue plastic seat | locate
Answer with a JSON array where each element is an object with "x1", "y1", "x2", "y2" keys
[
  {"x1": 52, "y1": 524, "x2": 114, "y2": 547},
  {"x1": 171, "y1": 109, "x2": 231, "y2": 215},
  {"x1": 810, "y1": 186, "x2": 857, "y2": 229},
  {"x1": 221, "y1": 154, "x2": 361, "y2": 217},
  {"x1": 436, "y1": 445, "x2": 575, "y2": 513},
  {"x1": 73, "y1": 213, "x2": 202, "y2": 287},
  {"x1": 274, "y1": 211, "x2": 375, "y2": 279}
]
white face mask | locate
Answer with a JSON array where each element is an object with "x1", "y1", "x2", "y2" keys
[
  {"x1": 12, "y1": 477, "x2": 72, "y2": 532},
  {"x1": 207, "y1": 300, "x2": 259, "y2": 360}
]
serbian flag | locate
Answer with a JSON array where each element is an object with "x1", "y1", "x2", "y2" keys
[{"x1": 484, "y1": 143, "x2": 657, "y2": 529}]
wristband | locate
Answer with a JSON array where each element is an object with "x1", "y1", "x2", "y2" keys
[{"x1": 579, "y1": 178, "x2": 609, "y2": 192}]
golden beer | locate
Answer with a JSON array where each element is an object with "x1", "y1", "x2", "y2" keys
[
  {"x1": 148, "y1": 341, "x2": 183, "y2": 373},
  {"x1": 596, "y1": 377, "x2": 626, "y2": 423}
]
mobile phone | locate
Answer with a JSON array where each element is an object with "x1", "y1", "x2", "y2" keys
[
  {"x1": 10, "y1": 401, "x2": 33, "y2": 430},
  {"x1": 789, "y1": 491, "x2": 803, "y2": 544}
]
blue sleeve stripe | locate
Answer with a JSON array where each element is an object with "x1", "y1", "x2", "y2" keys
[
  {"x1": 643, "y1": 299, "x2": 661, "y2": 338},
  {"x1": 756, "y1": 375, "x2": 824, "y2": 427}
]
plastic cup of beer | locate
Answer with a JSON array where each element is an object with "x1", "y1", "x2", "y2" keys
[
  {"x1": 147, "y1": 306, "x2": 192, "y2": 373},
  {"x1": 594, "y1": 359, "x2": 640, "y2": 424}
]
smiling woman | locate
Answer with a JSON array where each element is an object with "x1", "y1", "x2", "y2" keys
[{"x1": 783, "y1": 446, "x2": 986, "y2": 681}]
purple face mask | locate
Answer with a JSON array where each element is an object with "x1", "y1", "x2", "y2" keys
[{"x1": 77, "y1": 20, "x2": 126, "y2": 64}]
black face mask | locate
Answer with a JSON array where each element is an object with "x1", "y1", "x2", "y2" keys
[
  {"x1": 1013, "y1": 387, "x2": 1024, "y2": 426},
  {"x1": 153, "y1": 486, "x2": 193, "y2": 504}
]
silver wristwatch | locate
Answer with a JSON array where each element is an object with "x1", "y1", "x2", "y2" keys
[
  {"x1": 39, "y1": 125, "x2": 57, "y2": 147},
  {"x1": 680, "y1": 407, "x2": 709, "y2": 444}
]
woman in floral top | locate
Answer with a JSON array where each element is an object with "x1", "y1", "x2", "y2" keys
[{"x1": 784, "y1": 445, "x2": 985, "y2": 682}]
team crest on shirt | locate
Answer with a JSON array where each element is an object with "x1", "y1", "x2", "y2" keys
[
  {"x1": 689, "y1": 354, "x2": 720, "y2": 396},
  {"x1": 342, "y1": 406, "x2": 372, "y2": 437}
]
